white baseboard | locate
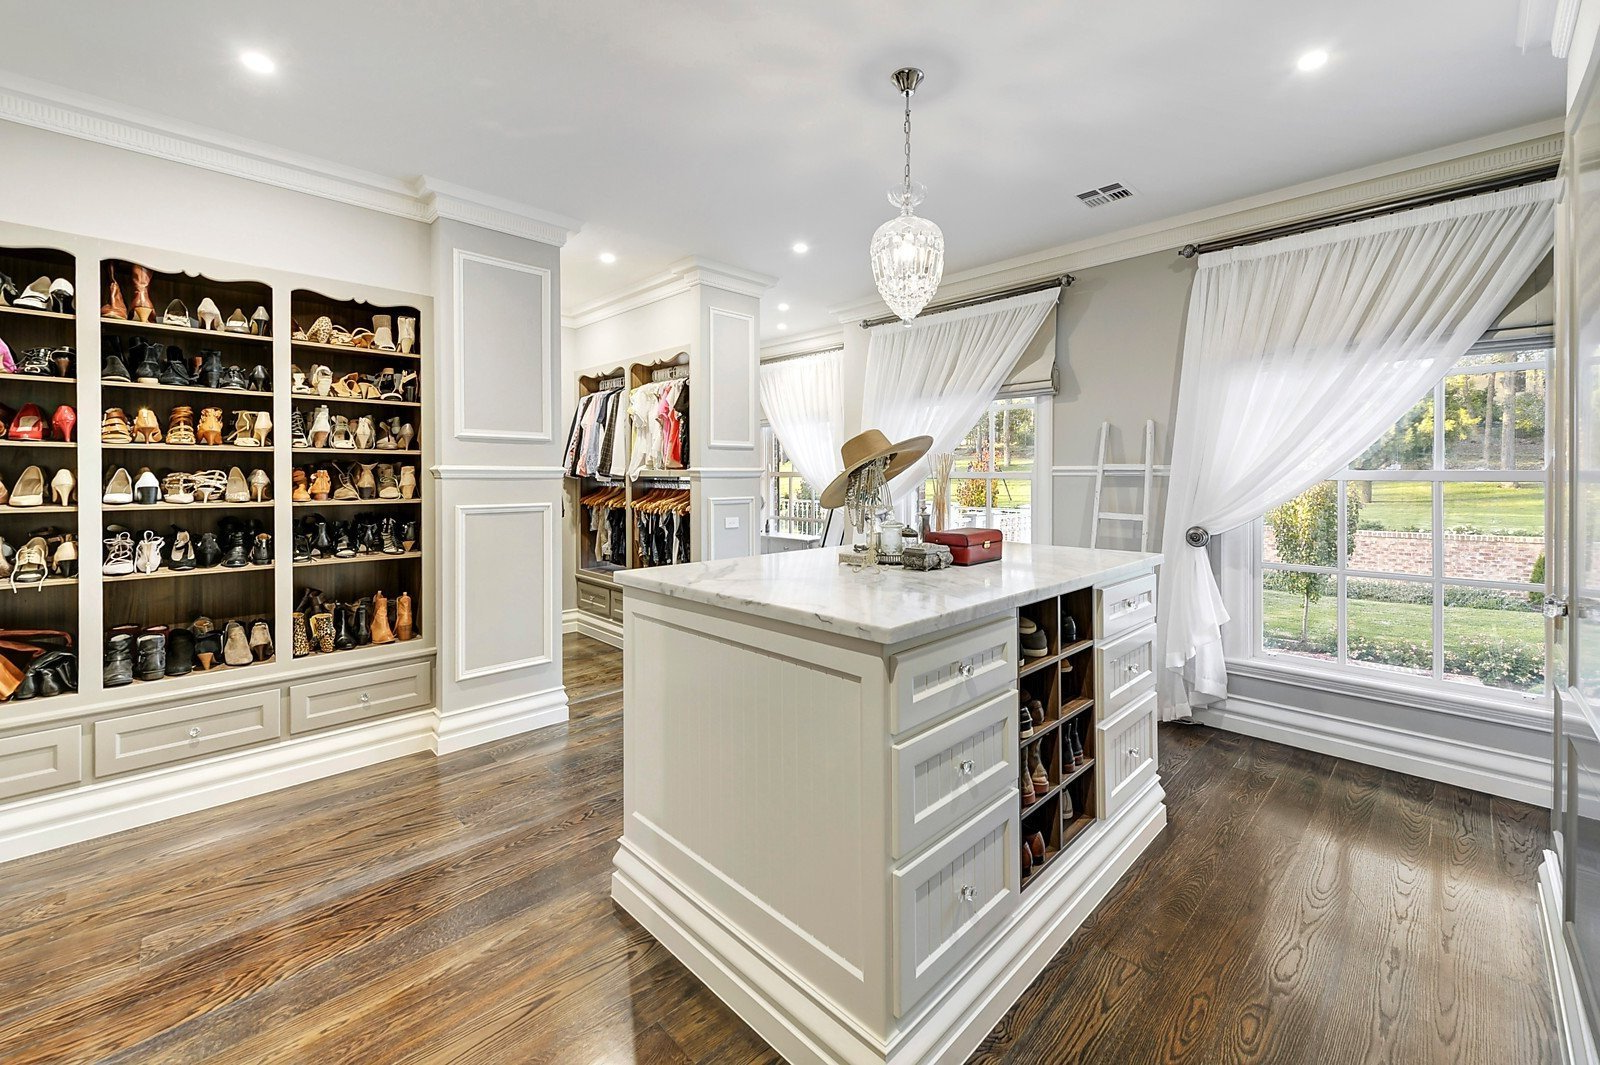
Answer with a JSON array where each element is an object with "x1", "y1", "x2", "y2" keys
[
  {"x1": 434, "y1": 686, "x2": 569, "y2": 755},
  {"x1": 0, "y1": 709, "x2": 437, "y2": 864},
  {"x1": 563, "y1": 607, "x2": 623, "y2": 649},
  {"x1": 1195, "y1": 693, "x2": 1549, "y2": 804},
  {"x1": 612, "y1": 779, "x2": 1166, "y2": 1065},
  {"x1": 1541, "y1": 850, "x2": 1600, "y2": 1065}
]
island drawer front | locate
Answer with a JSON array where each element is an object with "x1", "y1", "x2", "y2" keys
[
  {"x1": 576, "y1": 581, "x2": 610, "y2": 618},
  {"x1": 0, "y1": 725, "x2": 82, "y2": 800},
  {"x1": 1098, "y1": 573, "x2": 1157, "y2": 639},
  {"x1": 893, "y1": 790, "x2": 1020, "y2": 1015},
  {"x1": 1098, "y1": 690, "x2": 1157, "y2": 817},
  {"x1": 289, "y1": 661, "x2": 433, "y2": 734},
  {"x1": 890, "y1": 617, "x2": 1017, "y2": 737},
  {"x1": 1097, "y1": 622, "x2": 1156, "y2": 720},
  {"x1": 892, "y1": 688, "x2": 1018, "y2": 859},
  {"x1": 96, "y1": 691, "x2": 282, "y2": 777}
]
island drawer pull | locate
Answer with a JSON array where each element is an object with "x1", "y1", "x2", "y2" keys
[
  {"x1": 956, "y1": 662, "x2": 974, "y2": 678},
  {"x1": 958, "y1": 759, "x2": 975, "y2": 775},
  {"x1": 958, "y1": 884, "x2": 976, "y2": 902},
  {"x1": 188, "y1": 726, "x2": 202, "y2": 739}
]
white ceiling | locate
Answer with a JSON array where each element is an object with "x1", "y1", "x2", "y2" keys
[{"x1": 0, "y1": 2, "x2": 1564, "y2": 338}]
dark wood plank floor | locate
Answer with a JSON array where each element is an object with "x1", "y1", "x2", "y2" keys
[{"x1": 0, "y1": 635, "x2": 1557, "y2": 1063}]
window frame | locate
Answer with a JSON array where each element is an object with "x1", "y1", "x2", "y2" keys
[
  {"x1": 923, "y1": 395, "x2": 1052, "y2": 544},
  {"x1": 1234, "y1": 341, "x2": 1553, "y2": 717},
  {"x1": 760, "y1": 425, "x2": 825, "y2": 539}
]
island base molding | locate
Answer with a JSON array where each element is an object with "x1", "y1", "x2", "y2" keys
[{"x1": 612, "y1": 777, "x2": 1166, "y2": 1065}]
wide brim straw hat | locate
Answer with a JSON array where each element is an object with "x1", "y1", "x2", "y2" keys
[{"x1": 819, "y1": 428, "x2": 934, "y2": 510}]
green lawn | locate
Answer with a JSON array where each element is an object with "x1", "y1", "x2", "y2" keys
[
  {"x1": 1359, "y1": 480, "x2": 1544, "y2": 536},
  {"x1": 1263, "y1": 589, "x2": 1539, "y2": 645}
]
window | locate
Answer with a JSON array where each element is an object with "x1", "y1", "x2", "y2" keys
[
  {"x1": 923, "y1": 396, "x2": 1045, "y2": 542},
  {"x1": 1257, "y1": 343, "x2": 1550, "y2": 696},
  {"x1": 762, "y1": 427, "x2": 824, "y2": 537}
]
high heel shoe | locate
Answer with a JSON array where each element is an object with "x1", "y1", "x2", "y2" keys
[
  {"x1": 196, "y1": 407, "x2": 224, "y2": 446},
  {"x1": 223, "y1": 621, "x2": 252, "y2": 667},
  {"x1": 333, "y1": 466, "x2": 360, "y2": 502},
  {"x1": 102, "y1": 530, "x2": 135, "y2": 576},
  {"x1": 290, "y1": 365, "x2": 310, "y2": 395},
  {"x1": 397, "y1": 421, "x2": 416, "y2": 451},
  {"x1": 249, "y1": 620, "x2": 274, "y2": 662},
  {"x1": 331, "y1": 414, "x2": 355, "y2": 450},
  {"x1": 355, "y1": 415, "x2": 375, "y2": 450},
  {"x1": 49, "y1": 468, "x2": 75, "y2": 506},
  {"x1": 102, "y1": 263, "x2": 128, "y2": 320},
  {"x1": 8, "y1": 403, "x2": 45, "y2": 441},
  {"x1": 228, "y1": 412, "x2": 258, "y2": 446},
  {"x1": 396, "y1": 592, "x2": 414, "y2": 641},
  {"x1": 197, "y1": 349, "x2": 223, "y2": 390},
  {"x1": 310, "y1": 469, "x2": 331, "y2": 501},
  {"x1": 101, "y1": 407, "x2": 132, "y2": 445},
  {"x1": 103, "y1": 467, "x2": 134, "y2": 505},
  {"x1": 51, "y1": 404, "x2": 75, "y2": 443},
  {"x1": 224, "y1": 467, "x2": 251, "y2": 503},
  {"x1": 9, "y1": 466, "x2": 45, "y2": 507},
  {"x1": 251, "y1": 305, "x2": 270, "y2": 336},
  {"x1": 130, "y1": 407, "x2": 163, "y2": 444},
  {"x1": 374, "y1": 464, "x2": 398, "y2": 500},
  {"x1": 131, "y1": 264, "x2": 155, "y2": 323},
  {"x1": 373, "y1": 315, "x2": 395, "y2": 352},
  {"x1": 196, "y1": 298, "x2": 222, "y2": 331},
  {"x1": 370, "y1": 590, "x2": 396, "y2": 645},
  {"x1": 134, "y1": 468, "x2": 160, "y2": 505},
  {"x1": 292, "y1": 613, "x2": 311, "y2": 657},
  {"x1": 10, "y1": 536, "x2": 49, "y2": 589},
  {"x1": 290, "y1": 408, "x2": 309, "y2": 448},
  {"x1": 134, "y1": 530, "x2": 165, "y2": 575},
  {"x1": 309, "y1": 405, "x2": 332, "y2": 448},
  {"x1": 251, "y1": 411, "x2": 271, "y2": 446},
  {"x1": 48, "y1": 279, "x2": 74, "y2": 315},
  {"x1": 224, "y1": 307, "x2": 249, "y2": 334},
  {"x1": 192, "y1": 469, "x2": 227, "y2": 503},
  {"x1": 167, "y1": 406, "x2": 196, "y2": 446},
  {"x1": 161, "y1": 472, "x2": 195, "y2": 504},
  {"x1": 52, "y1": 537, "x2": 77, "y2": 579},
  {"x1": 169, "y1": 529, "x2": 196, "y2": 571},
  {"x1": 398, "y1": 371, "x2": 419, "y2": 404},
  {"x1": 249, "y1": 469, "x2": 270, "y2": 502},
  {"x1": 311, "y1": 364, "x2": 333, "y2": 396},
  {"x1": 292, "y1": 468, "x2": 310, "y2": 503},
  {"x1": 397, "y1": 316, "x2": 417, "y2": 355},
  {"x1": 399, "y1": 466, "x2": 417, "y2": 500}
]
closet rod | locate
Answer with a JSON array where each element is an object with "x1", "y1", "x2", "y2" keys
[
  {"x1": 1177, "y1": 163, "x2": 1558, "y2": 259},
  {"x1": 858, "y1": 274, "x2": 1073, "y2": 330}
]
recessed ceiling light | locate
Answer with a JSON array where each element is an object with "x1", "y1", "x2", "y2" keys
[
  {"x1": 240, "y1": 50, "x2": 276, "y2": 75},
  {"x1": 1296, "y1": 49, "x2": 1329, "y2": 73},
  {"x1": 777, "y1": 323, "x2": 789, "y2": 330},
  {"x1": 777, "y1": 302, "x2": 790, "y2": 312},
  {"x1": 598, "y1": 251, "x2": 617, "y2": 264},
  {"x1": 792, "y1": 242, "x2": 809, "y2": 255}
]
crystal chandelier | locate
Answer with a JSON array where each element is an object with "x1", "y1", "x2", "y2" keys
[{"x1": 871, "y1": 67, "x2": 945, "y2": 322}]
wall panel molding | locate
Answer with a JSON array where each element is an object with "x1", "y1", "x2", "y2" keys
[
  {"x1": 452, "y1": 249, "x2": 554, "y2": 443},
  {"x1": 454, "y1": 503, "x2": 555, "y2": 680},
  {"x1": 706, "y1": 307, "x2": 757, "y2": 450}
]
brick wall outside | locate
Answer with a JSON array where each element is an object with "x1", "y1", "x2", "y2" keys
[{"x1": 1266, "y1": 529, "x2": 1543, "y2": 584}]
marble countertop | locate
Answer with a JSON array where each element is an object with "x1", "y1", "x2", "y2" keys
[{"x1": 614, "y1": 543, "x2": 1160, "y2": 645}]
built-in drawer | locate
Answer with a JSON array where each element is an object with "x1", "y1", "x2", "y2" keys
[
  {"x1": 609, "y1": 587, "x2": 625, "y2": 623},
  {"x1": 1096, "y1": 621, "x2": 1156, "y2": 720},
  {"x1": 0, "y1": 725, "x2": 82, "y2": 800},
  {"x1": 892, "y1": 687, "x2": 1018, "y2": 859},
  {"x1": 96, "y1": 690, "x2": 282, "y2": 776},
  {"x1": 893, "y1": 790, "x2": 1019, "y2": 1015},
  {"x1": 577, "y1": 580, "x2": 610, "y2": 618},
  {"x1": 890, "y1": 616, "x2": 1016, "y2": 737},
  {"x1": 1097, "y1": 572, "x2": 1156, "y2": 640},
  {"x1": 289, "y1": 660, "x2": 433, "y2": 734},
  {"x1": 1098, "y1": 690, "x2": 1157, "y2": 818}
]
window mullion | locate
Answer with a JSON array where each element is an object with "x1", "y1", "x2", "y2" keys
[
  {"x1": 1337, "y1": 476, "x2": 1348, "y2": 666},
  {"x1": 1433, "y1": 378, "x2": 1445, "y2": 682}
]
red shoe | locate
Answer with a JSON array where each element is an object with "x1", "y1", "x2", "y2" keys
[
  {"x1": 8, "y1": 403, "x2": 44, "y2": 440},
  {"x1": 51, "y1": 404, "x2": 76, "y2": 443}
]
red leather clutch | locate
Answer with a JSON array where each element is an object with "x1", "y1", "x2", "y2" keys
[{"x1": 923, "y1": 528, "x2": 1003, "y2": 565}]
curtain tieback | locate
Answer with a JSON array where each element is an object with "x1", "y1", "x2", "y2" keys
[{"x1": 1185, "y1": 526, "x2": 1211, "y2": 547}]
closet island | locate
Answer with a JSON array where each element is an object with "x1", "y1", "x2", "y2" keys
[{"x1": 611, "y1": 543, "x2": 1163, "y2": 1065}]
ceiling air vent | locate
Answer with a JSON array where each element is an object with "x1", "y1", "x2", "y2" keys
[{"x1": 1076, "y1": 182, "x2": 1135, "y2": 208}]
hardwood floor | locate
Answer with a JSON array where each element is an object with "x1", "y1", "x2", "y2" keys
[{"x1": 0, "y1": 634, "x2": 1557, "y2": 1063}]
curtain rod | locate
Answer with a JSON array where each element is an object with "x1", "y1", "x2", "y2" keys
[
  {"x1": 761, "y1": 344, "x2": 845, "y2": 366},
  {"x1": 858, "y1": 274, "x2": 1073, "y2": 330},
  {"x1": 1177, "y1": 164, "x2": 1558, "y2": 259}
]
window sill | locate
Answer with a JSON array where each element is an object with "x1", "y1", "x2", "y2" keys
[{"x1": 1225, "y1": 654, "x2": 1553, "y2": 731}]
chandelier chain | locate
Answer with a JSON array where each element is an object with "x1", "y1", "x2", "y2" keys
[{"x1": 902, "y1": 91, "x2": 913, "y2": 198}]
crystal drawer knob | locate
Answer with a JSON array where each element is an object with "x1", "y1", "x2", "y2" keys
[
  {"x1": 958, "y1": 759, "x2": 975, "y2": 775},
  {"x1": 360, "y1": 692, "x2": 371, "y2": 705},
  {"x1": 188, "y1": 726, "x2": 202, "y2": 739},
  {"x1": 1129, "y1": 746, "x2": 1140, "y2": 758},
  {"x1": 957, "y1": 662, "x2": 974, "y2": 678},
  {"x1": 959, "y1": 884, "x2": 976, "y2": 902},
  {"x1": 1122, "y1": 598, "x2": 1135, "y2": 609}
]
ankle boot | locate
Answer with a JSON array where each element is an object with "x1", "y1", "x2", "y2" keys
[
  {"x1": 195, "y1": 532, "x2": 223, "y2": 568},
  {"x1": 351, "y1": 600, "x2": 371, "y2": 646},
  {"x1": 311, "y1": 611, "x2": 335, "y2": 654},
  {"x1": 292, "y1": 612, "x2": 311, "y2": 657},
  {"x1": 250, "y1": 532, "x2": 273, "y2": 566},
  {"x1": 198, "y1": 349, "x2": 223, "y2": 390},
  {"x1": 104, "y1": 632, "x2": 135, "y2": 687},
  {"x1": 396, "y1": 592, "x2": 414, "y2": 642},
  {"x1": 311, "y1": 520, "x2": 333, "y2": 559},
  {"x1": 332, "y1": 605, "x2": 355, "y2": 651},
  {"x1": 249, "y1": 620, "x2": 274, "y2": 662},
  {"x1": 222, "y1": 620, "x2": 252, "y2": 667},
  {"x1": 194, "y1": 630, "x2": 223, "y2": 671},
  {"x1": 165, "y1": 627, "x2": 196, "y2": 676},
  {"x1": 369, "y1": 590, "x2": 396, "y2": 645},
  {"x1": 398, "y1": 520, "x2": 418, "y2": 552},
  {"x1": 131, "y1": 264, "x2": 154, "y2": 322},
  {"x1": 221, "y1": 531, "x2": 249, "y2": 568},
  {"x1": 135, "y1": 631, "x2": 167, "y2": 681}
]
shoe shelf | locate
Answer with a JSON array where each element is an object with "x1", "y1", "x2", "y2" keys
[
  {"x1": 292, "y1": 338, "x2": 421, "y2": 360},
  {"x1": 103, "y1": 380, "x2": 275, "y2": 399},
  {"x1": 0, "y1": 244, "x2": 80, "y2": 708},
  {"x1": 293, "y1": 498, "x2": 419, "y2": 507},
  {"x1": 102, "y1": 442, "x2": 273, "y2": 454},
  {"x1": 294, "y1": 550, "x2": 423, "y2": 568},
  {"x1": 105, "y1": 500, "x2": 274, "y2": 512},
  {"x1": 293, "y1": 447, "x2": 422, "y2": 457},
  {"x1": 292, "y1": 395, "x2": 421, "y2": 410},
  {"x1": 100, "y1": 317, "x2": 273, "y2": 345},
  {"x1": 0, "y1": 304, "x2": 74, "y2": 323},
  {"x1": 103, "y1": 564, "x2": 273, "y2": 583},
  {"x1": 1061, "y1": 638, "x2": 1094, "y2": 658}
]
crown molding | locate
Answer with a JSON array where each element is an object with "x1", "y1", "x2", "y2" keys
[
  {"x1": 1553, "y1": 0, "x2": 1582, "y2": 57},
  {"x1": 564, "y1": 255, "x2": 777, "y2": 330},
  {"x1": 416, "y1": 177, "x2": 580, "y2": 247},
  {"x1": 828, "y1": 119, "x2": 1565, "y2": 323},
  {"x1": 0, "y1": 71, "x2": 580, "y2": 246}
]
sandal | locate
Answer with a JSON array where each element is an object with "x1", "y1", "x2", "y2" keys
[
  {"x1": 290, "y1": 408, "x2": 309, "y2": 448},
  {"x1": 196, "y1": 407, "x2": 224, "y2": 446},
  {"x1": 373, "y1": 315, "x2": 397, "y2": 352},
  {"x1": 350, "y1": 328, "x2": 375, "y2": 349},
  {"x1": 376, "y1": 464, "x2": 401, "y2": 500},
  {"x1": 102, "y1": 530, "x2": 135, "y2": 577},
  {"x1": 331, "y1": 415, "x2": 355, "y2": 450},
  {"x1": 193, "y1": 469, "x2": 227, "y2": 503},
  {"x1": 354, "y1": 415, "x2": 375, "y2": 450},
  {"x1": 162, "y1": 472, "x2": 195, "y2": 504},
  {"x1": 101, "y1": 407, "x2": 133, "y2": 445},
  {"x1": 333, "y1": 466, "x2": 360, "y2": 501},
  {"x1": 311, "y1": 365, "x2": 333, "y2": 396},
  {"x1": 229, "y1": 411, "x2": 260, "y2": 446},
  {"x1": 167, "y1": 406, "x2": 196, "y2": 445},
  {"x1": 225, "y1": 467, "x2": 251, "y2": 502},
  {"x1": 291, "y1": 319, "x2": 307, "y2": 341},
  {"x1": 130, "y1": 407, "x2": 163, "y2": 444},
  {"x1": 292, "y1": 468, "x2": 310, "y2": 502},
  {"x1": 290, "y1": 365, "x2": 310, "y2": 394},
  {"x1": 333, "y1": 371, "x2": 362, "y2": 398},
  {"x1": 329, "y1": 325, "x2": 354, "y2": 346},
  {"x1": 309, "y1": 405, "x2": 332, "y2": 448}
]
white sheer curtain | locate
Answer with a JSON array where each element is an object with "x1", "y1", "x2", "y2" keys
[
  {"x1": 1159, "y1": 181, "x2": 1556, "y2": 720},
  {"x1": 759, "y1": 348, "x2": 845, "y2": 493},
  {"x1": 863, "y1": 287, "x2": 1058, "y2": 519}
]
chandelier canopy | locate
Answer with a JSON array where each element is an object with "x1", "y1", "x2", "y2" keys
[{"x1": 871, "y1": 68, "x2": 944, "y2": 323}]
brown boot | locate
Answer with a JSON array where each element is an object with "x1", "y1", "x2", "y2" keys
[
  {"x1": 369, "y1": 590, "x2": 396, "y2": 645},
  {"x1": 102, "y1": 263, "x2": 128, "y2": 319},
  {"x1": 396, "y1": 592, "x2": 413, "y2": 641},
  {"x1": 131, "y1": 263, "x2": 155, "y2": 322}
]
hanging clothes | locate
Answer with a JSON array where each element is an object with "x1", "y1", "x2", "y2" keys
[
  {"x1": 626, "y1": 379, "x2": 690, "y2": 477},
  {"x1": 627, "y1": 486, "x2": 691, "y2": 567},
  {"x1": 564, "y1": 386, "x2": 628, "y2": 478}
]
